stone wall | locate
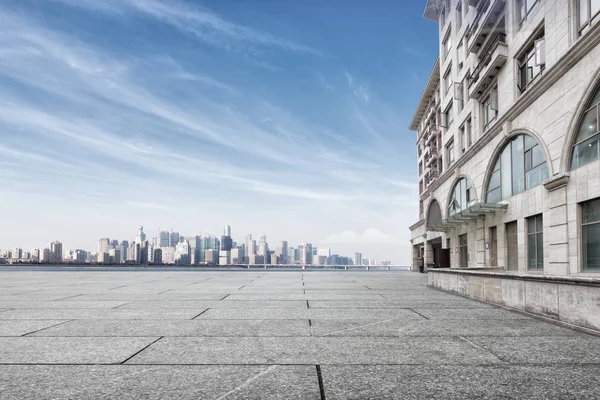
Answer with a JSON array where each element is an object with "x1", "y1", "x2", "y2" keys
[{"x1": 429, "y1": 269, "x2": 600, "y2": 331}]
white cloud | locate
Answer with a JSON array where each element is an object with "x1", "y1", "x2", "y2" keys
[{"x1": 324, "y1": 229, "x2": 401, "y2": 245}]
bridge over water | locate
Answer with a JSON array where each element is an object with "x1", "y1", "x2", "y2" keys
[{"x1": 1, "y1": 270, "x2": 599, "y2": 399}]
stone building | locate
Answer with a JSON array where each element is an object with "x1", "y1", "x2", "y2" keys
[{"x1": 409, "y1": 0, "x2": 600, "y2": 276}]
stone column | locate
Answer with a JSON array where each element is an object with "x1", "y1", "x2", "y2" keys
[
  {"x1": 544, "y1": 175, "x2": 570, "y2": 276},
  {"x1": 424, "y1": 238, "x2": 433, "y2": 271}
]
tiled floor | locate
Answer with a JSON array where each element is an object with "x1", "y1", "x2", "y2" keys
[{"x1": 0, "y1": 270, "x2": 599, "y2": 399}]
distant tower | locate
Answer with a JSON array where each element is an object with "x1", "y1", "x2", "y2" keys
[
  {"x1": 50, "y1": 241, "x2": 63, "y2": 263},
  {"x1": 135, "y1": 226, "x2": 146, "y2": 245},
  {"x1": 98, "y1": 238, "x2": 110, "y2": 255},
  {"x1": 224, "y1": 224, "x2": 231, "y2": 237}
]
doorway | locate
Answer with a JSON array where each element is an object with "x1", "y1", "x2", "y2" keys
[{"x1": 506, "y1": 221, "x2": 518, "y2": 271}]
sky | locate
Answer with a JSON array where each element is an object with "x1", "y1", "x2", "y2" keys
[{"x1": 0, "y1": 0, "x2": 439, "y2": 264}]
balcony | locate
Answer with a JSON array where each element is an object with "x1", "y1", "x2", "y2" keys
[
  {"x1": 468, "y1": 33, "x2": 507, "y2": 100},
  {"x1": 466, "y1": 0, "x2": 505, "y2": 55}
]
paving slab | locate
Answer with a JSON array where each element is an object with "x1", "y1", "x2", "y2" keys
[
  {"x1": 308, "y1": 300, "x2": 495, "y2": 309},
  {"x1": 413, "y1": 308, "x2": 530, "y2": 320},
  {"x1": 31, "y1": 319, "x2": 311, "y2": 337},
  {"x1": 0, "y1": 320, "x2": 70, "y2": 336},
  {"x1": 0, "y1": 300, "x2": 130, "y2": 309},
  {"x1": 320, "y1": 365, "x2": 600, "y2": 400},
  {"x1": 128, "y1": 336, "x2": 502, "y2": 365},
  {"x1": 74, "y1": 293, "x2": 228, "y2": 301},
  {"x1": 225, "y1": 293, "x2": 387, "y2": 301},
  {"x1": 0, "y1": 365, "x2": 320, "y2": 399},
  {"x1": 119, "y1": 300, "x2": 308, "y2": 309},
  {"x1": 0, "y1": 309, "x2": 203, "y2": 320},
  {"x1": 467, "y1": 336, "x2": 600, "y2": 364},
  {"x1": 0, "y1": 337, "x2": 159, "y2": 364},
  {"x1": 197, "y1": 308, "x2": 422, "y2": 320}
]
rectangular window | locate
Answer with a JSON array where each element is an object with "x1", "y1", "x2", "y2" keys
[
  {"x1": 446, "y1": 138, "x2": 455, "y2": 167},
  {"x1": 482, "y1": 87, "x2": 498, "y2": 128},
  {"x1": 443, "y1": 66, "x2": 453, "y2": 97},
  {"x1": 582, "y1": 198, "x2": 600, "y2": 270},
  {"x1": 442, "y1": 30, "x2": 452, "y2": 58},
  {"x1": 517, "y1": 0, "x2": 539, "y2": 24},
  {"x1": 466, "y1": 117, "x2": 473, "y2": 146},
  {"x1": 459, "y1": 124, "x2": 466, "y2": 154},
  {"x1": 459, "y1": 234, "x2": 468, "y2": 268},
  {"x1": 440, "y1": 5, "x2": 446, "y2": 26},
  {"x1": 518, "y1": 29, "x2": 545, "y2": 92},
  {"x1": 527, "y1": 214, "x2": 544, "y2": 270},
  {"x1": 456, "y1": 1, "x2": 463, "y2": 29},
  {"x1": 457, "y1": 40, "x2": 464, "y2": 69},
  {"x1": 444, "y1": 101, "x2": 454, "y2": 129},
  {"x1": 579, "y1": 0, "x2": 600, "y2": 32}
]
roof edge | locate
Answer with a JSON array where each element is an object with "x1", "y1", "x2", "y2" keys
[{"x1": 408, "y1": 57, "x2": 441, "y2": 131}]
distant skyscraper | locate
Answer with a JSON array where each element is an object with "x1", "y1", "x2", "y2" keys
[
  {"x1": 175, "y1": 240, "x2": 191, "y2": 265},
  {"x1": 153, "y1": 248, "x2": 163, "y2": 264},
  {"x1": 159, "y1": 231, "x2": 170, "y2": 247},
  {"x1": 224, "y1": 224, "x2": 231, "y2": 237},
  {"x1": 110, "y1": 240, "x2": 119, "y2": 249},
  {"x1": 245, "y1": 234, "x2": 252, "y2": 251},
  {"x1": 98, "y1": 238, "x2": 110, "y2": 255},
  {"x1": 39, "y1": 248, "x2": 51, "y2": 263},
  {"x1": 109, "y1": 249, "x2": 121, "y2": 264},
  {"x1": 135, "y1": 226, "x2": 146, "y2": 244},
  {"x1": 354, "y1": 252, "x2": 363, "y2": 266},
  {"x1": 280, "y1": 241, "x2": 288, "y2": 263},
  {"x1": 248, "y1": 240, "x2": 257, "y2": 256},
  {"x1": 301, "y1": 243, "x2": 313, "y2": 265},
  {"x1": 169, "y1": 231, "x2": 180, "y2": 247},
  {"x1": 50, "y1": 241, "x2": 62, "y2": 263}
]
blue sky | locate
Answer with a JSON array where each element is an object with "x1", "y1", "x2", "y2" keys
[{"x1": 0, "y1": 0, "x2": 438, "y2": 264}]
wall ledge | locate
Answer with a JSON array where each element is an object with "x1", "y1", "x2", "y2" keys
[{"x1": 428, "y1": 268, "x2": 600, "y2": 287}]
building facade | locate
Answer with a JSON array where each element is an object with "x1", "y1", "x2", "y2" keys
[{"x1": 410, "y1": 0, "x2": 600, "y2": 276}]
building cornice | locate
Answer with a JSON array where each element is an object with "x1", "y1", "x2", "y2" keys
[
  {"x1": 544, "y1": 173, "x2": 570, "y2": 191},
  {"x1": 419, "y1": 22, "x2": 600, "y2": 196},
  {"x1": 409, "y1": 219, "x2": 425, "y2": 231},
  {"x1": 409, "y1": 57, "x2": 441, "y2": 131}
]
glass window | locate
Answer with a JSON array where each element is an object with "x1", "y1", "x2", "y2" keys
[
  {"x1": 527, "y1": 214, "x2": 544, "y2": 270},
  {"x1": 445, "y1": 102, "x2": 454, "y2": 128},
  {"x1": 457, "y1": 40, "x2": 464, "y2": 68},
  {"x1": 466, "y1": 118, "x2": 472, "y2": 145},
  {"x1": 579, "y1": 0, "x2": 600, "y2": 31},
  {"x1": 582, "y1": 198, "x2": 600, "y2": 270},
  {"x1": 483, "y1": 88, "x2": 498, "y2": 128},
  {"x1": 571, "y1": 87, "x2": 600, "y2": 170},
  {"x1": 448, "y1": 178, "x2": 475, "y2": 216},
  {"x1": 517, "y1": 30, "x2": 545, "y2": 92},
  {"x1": 486, "y1": 134, "x2": 548, "y2": 202},
  {"x1": 456, "y1": 1, "x2": 463, "y2": 29},
  {"x1": 446, "y1": 139, "x2": 455, "y2": 166},
  {"x1": 444, "y1": 66, "x2": 453, "y2": 96}
]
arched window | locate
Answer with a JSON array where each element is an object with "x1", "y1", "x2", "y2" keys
[
  {"x1": 426, "y1": 200, "x2": 442, "y2": 231},
  {"x1": 448, "y1": 178, "x2": 475, "y2": 216},
  {"x1": 571, "y1": 86, "x2": 600, "y2": 170},
  {"x1": 486, "y1": 134, "x2": 549, "y2": 203}
]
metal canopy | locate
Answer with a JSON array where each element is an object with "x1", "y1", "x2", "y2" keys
[{"x1": 427, "y1": 202, "x2": 508, "y2": 233}]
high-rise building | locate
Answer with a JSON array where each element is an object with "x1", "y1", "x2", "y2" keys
[
  {"x1": 109, "y1": 249, "x2": 121, "y2": 264},
  {"x1": 50, "y1": 241, "x2": 62, "y2": 263},
  {"x1": 98, "y1": 252, "x2": 110, "y2": 264},
  {"x1": 205, "y1": 249, "x2": 217, "y2": 264},
  {"x1": 245, "y1": 234, "x2": 252, "y2": 253},
  {"x1": 220, "y1": 236, "x2": 233, "y2": 251},
  {"x1": 153, "y1": 248, "x2": 163, "y2": 264},
  {"x1": 301, "y1": 243, "x2": 313, "y2": 265},
  {"x1": 175, "y1": 240, "x2": 191, "y2": 265},
  {"x1": 39, "y1": 248, "x2": 50, "y2": 263},
  {"x1": 280, "y1": 241, "x2": 288, "y2": 263},
  {"x1": 219, "y1": 250, "x2": 231, "y2": 265},
  {"x1": 98, "y1": 238, "x2": 110, "y2": 255},
  {"x1": 159, "y1": 231, "x2": 170, "y2": 247},
  {"x1": 247, "y1": 240, "x2": 257, "y2": 257},
  {"x1": 169, "y1": 231, "x2": 180, "y2": 247},
  {"x1": 231, "y1": 246, "x2": 245, "y2": 264},
  {"x1": 354, "y1": 252, "x2": 363, "y2": 266},
  {"x1": 135, "y1": 226, "x2": 146, "y2": 245},
  {"x1": 224, "y1": 224, "x2": 231, "y2": 237}
]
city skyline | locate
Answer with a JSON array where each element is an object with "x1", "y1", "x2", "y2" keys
[
  {"x1": 0, "y1": 224, "x2": 388, "y2": 266},
  {"x1": 0, "y1": 1, "x2": 440, "y2": 264}
]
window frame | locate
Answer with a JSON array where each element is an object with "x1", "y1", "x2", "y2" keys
[
  {"x1": 571, "y1": 95, "x2": 600, "y2": 170},
  {"x1": 456, "y1": 0, "x2": 463, "y2": 30},
  {"x1": 581, "y1": 198, "x2": 600, "y2": 271},
  {"x1": 443, "y1": 65, "x2": 453, "y2": 97},
  {"x1": 442, "y1": 29, "x2": 452, "y2": 59},
  {"x1": 446, "y1": 138, "x2": 455, "y2": 167},
  {"x1": 517, "y1": 29, "x2": 546, "y2": 93},
  {"x1": 527, "y1": 214, "x2": 544, "y2": 270},
  {"x1": 444, "y1": 101, "x2": 454, "y2": 129},
  {"x1": 482, "y1": 86, "x2": 499, "y2": 129},
  {"x1": 517, "y1": 0, "x2": 539, "y2": 25},
  {"x1": 578, "y1": 0, "x2": 600, "y2": 34}
]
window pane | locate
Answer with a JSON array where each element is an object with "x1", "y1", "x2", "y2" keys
[
  {"x1": 489, "y1": 170, "x2": 501, "y2": 190},
  {"x1": 580, "y1": 0, "x2": 589, "y2": 27},
  {"x1": 501, "y1": 143, "x2": 512, "y2": 199},
  {"x1": 537, "y1": 232, "x2": 544, "y2": 269},
  {"x1": 582, "y1": 198, "x2": 600, "y2": 224},
  {"x1": 526, "y1": 163, "x2": 548, "y2": 189},
  {"x1": 591, "y1": 87, "x2": 600, "y2": 107},
  {"x1": 524, "y1": 135, "x2": 537, "y2": 150},
  {"x1": 528, "y1": 234, "x2": 537, "y2": 269},
  {"x1": 532, "y1": 144, "x2": 545, "y2": 167},
  {"x1": 572, "y1": 135, "x2": 600, "y2": 170},
  {"x1": 576, "y1": 107, "x2": 599, "y2": 143},
  {"x1": 512, "y1": 136, "x2": 525, "y2": 194},
  {"x1": 583, "y1": 223, "x2": 600, "y2": 270},
  {"x1": 528, "y1": 217, "x2": 536, "y2": 233},
  {"x1": 487, "y1": 187, "x2": 501, "y2": 203},
  {"x1": 593, "y1": 0, "x2": 600, "y2": 18},
  {"x1": 525, "y1": 149, "x2": 533, "y2": 171}
]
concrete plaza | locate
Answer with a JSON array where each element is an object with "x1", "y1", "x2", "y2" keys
[{"x1": 1, "y1": 270, "x2": 600, "y2": 399}]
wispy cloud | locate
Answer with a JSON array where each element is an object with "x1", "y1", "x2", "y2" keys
[
  {"x1": 54, "y1": 0, "x2": 321, "y2": 56},
  {"x1": 344, "y1": 71, "x2": 370, "y2": 104}
]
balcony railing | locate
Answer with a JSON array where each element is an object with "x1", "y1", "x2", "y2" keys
[
  {"x1": 466, "y1": 0, "x2": 506, "y2": 54},
  {"x1": 468, "y1": 32, "x2": 506, "y2": 88}
]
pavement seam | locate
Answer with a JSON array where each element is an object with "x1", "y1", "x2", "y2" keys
[
  {"x1": 308, "y1": 319, "x2": 312, "y2": 336},
  {"x1": 407, "y1": 309, "x2": 430, "y2": 320},
  {"x1": 112, "y1": 302, "x2": 132, "y2": 309},
  {"x1": 191, "y1": 309, "x2": 210, "y2": 320},
  {"x1": 157, "y1": 289, "x2": 173, "y2": 295},
  {"x1": 20, "y1": 320, "x2": 75, "y2": 337},
  {"x1": 458, "y1": 336, "x2": 507, "y2": 363},
  {"x1": 220, "y1": 294, "x2": 231, "y2": 300},
  {"x1": 306, "y1": 300, "x2": 310, "y2": 309},
  {"x1": 119, "y1": 336, "x2": 164, "y2": 364},
  {"x1": 55, "y1": 294, "x2": 84, "y2": 301},
  {"x1": 316, "y1": 365, "x2": 327, "y2": 400}
]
